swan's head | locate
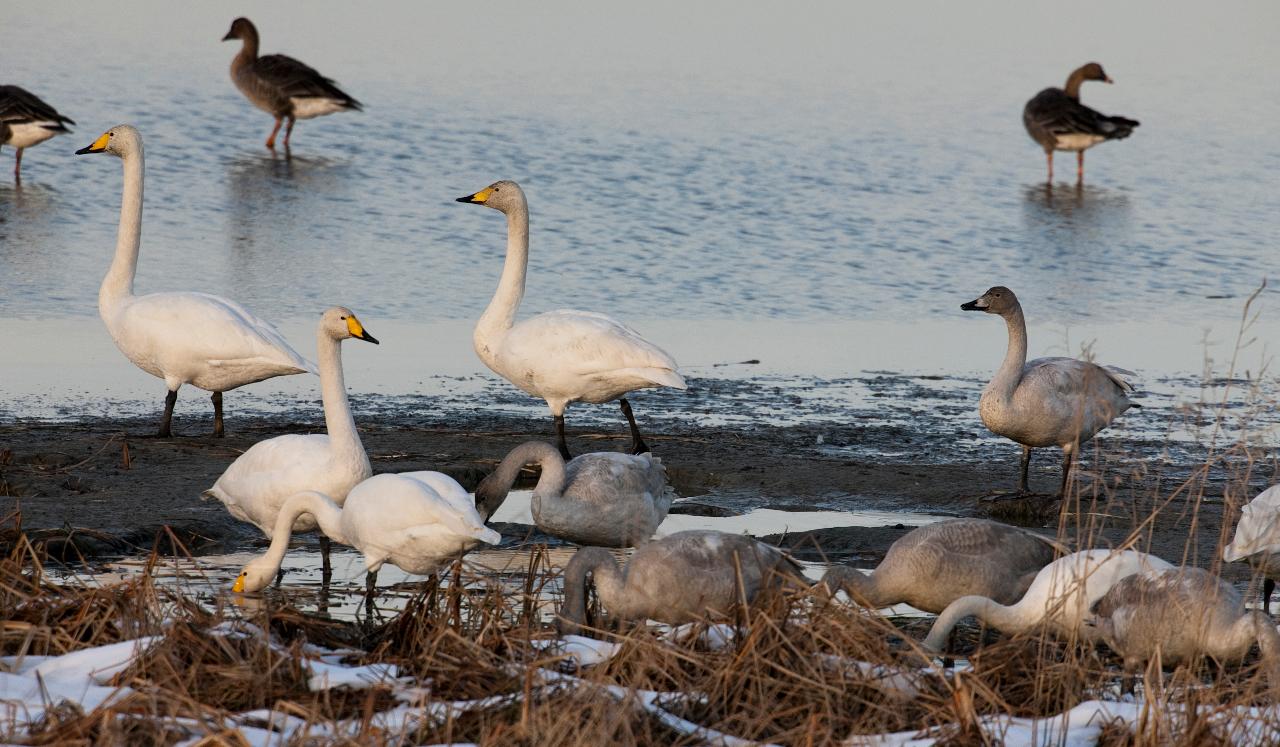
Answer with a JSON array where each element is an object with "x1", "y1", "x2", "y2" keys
[
  {"x1": 1077, "y1": 62, "x2": 1113, "y2": 84},
  {"x1": 222, "y1": 17, "x2": 258, "y2": 42},
  {"x1": 75, "y1": 125, "x2": 141, "y2": 159},
  {"x1": 322, "y1": 306, "x2": 379, "y2": 344},
  {"x1": 961, "y1": 286, "x2": 1019, "y2": 316},
  {"x1": 232, "y1": 557, "x2": 278, "y2": 593},
  {"x1": 456, "y1": 180, "x2": 526, "y2": 214}
]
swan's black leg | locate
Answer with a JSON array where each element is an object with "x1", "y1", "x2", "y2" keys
[
  {"x1": 1265, "y1": 579, "x2": 1275, "y2": 613},
  {"x1": 319, "y1": 536, "x2": 332, "y2": 583},
  {"x1": 275, "y1": 566, "x2": 285, "y2": 586},
  {"x1": 157, "y1": 389, "x2": 178, "y2": 438},
  {"x1": 1018, "y1": 446, "x2": 1033, "y2": 493},
  {"x1": 211, "y1": 391, "x2": 225, "y2": 438},
  {"x1": 364, "y1": 568, "x2": 379, "y2": 612},
  {"x1": 620, "y1": 398, "x2": 650, "y2": 455},
  {"x1": 554, "y1": 414, "x2": 572, "y2": 461}
]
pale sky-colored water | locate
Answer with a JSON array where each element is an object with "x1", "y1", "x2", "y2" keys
[{"x1": 2, "y1": 1, "x2": 1278, "y2": 415}]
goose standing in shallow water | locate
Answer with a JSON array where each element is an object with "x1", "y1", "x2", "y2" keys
[
  {"x1": 76, "y1": 126, "x2": 314, "y2": 437},
  {"x1": 1088, "y1": 567, "x2": 1280, "y2": 687},
  {"x1": 820, "y1": 519, "x2": 1058, "y2": 614},
  {"x1": 961, "y1": 286, "x2": 1138, "y2": 497},
  {"x1": 1223, "y1": 485, "x2": 1280, "y2": 612},
  {"x1": 1, "y1": 85, "x2": 74, "y2": 181},
  {"x1": 456, "y1": 181, "x2": 687, "y2": 460},
  {"x1": 921, "y1": 549, "x2": 1173, "y2": 653},
  {"x1": 231, "y1": 474, "x2": 501, "y2": 595},
  {"x1": 1023, "y1": 62, "x2": 1139, "y2": 183},
  {"x1": 473, "y1": 440, "x2": 674, "y2": 546},
  {"x1": 222, "y1": 17, "x2": 362, "y2": 150},
  {"x1": 204, "y1": 307, "x2": 378, "y2": 577},
  {"x1": 556, "y1": 530, "x2": 807, "y2": 634}
]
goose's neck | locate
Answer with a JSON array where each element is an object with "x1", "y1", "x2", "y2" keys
[
  {"x1": 473, "y1": 441, "x2": 565, "y2": 522},
  {"x1": 1249, "y1": 613, "x2": 1280, "y2": 688},
  {"x1": 475, "y1": 200, "x2": 530, "y2": 355},
  {"x1": 987, "y1": 305, "x2": 1028, "y2": 402},
  {"x1": 923, "y1": 595, "x2": 1020, "y2": 651},
  {"x1": 259, "y1": 491, "x2": 347, "y2": 576},
  {"x1": 1063, "y1": 67, "x2": 1087, "y2": 100},
  {"x1": 316, "y1": 333, "x2": 363, "y2": 459},
  {"x1": 99, "y1": 147, "x2": 144, "y2": 313},
  {"x1": 558, "y1": 547, "x2": 626, "y2": 634},
  {"x1": 821, "y1": 566, "x2": 886, "y2": 609},
  {"x1": 234, "y1": 32, "x2": 259, "y2": 63}
]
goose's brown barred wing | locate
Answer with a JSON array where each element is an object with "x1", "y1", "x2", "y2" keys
[{"x1": 249, "y1": 55, "x2": 362, "y2": 110}]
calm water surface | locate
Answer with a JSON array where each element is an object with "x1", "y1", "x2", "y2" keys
[{"x1": 2, "y1": 1, "x2": 1278, "y2": 415}]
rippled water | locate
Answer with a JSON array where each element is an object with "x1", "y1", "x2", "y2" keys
[{"x1": 2, "y1": 1, "x2": 1278, "y2": 411}]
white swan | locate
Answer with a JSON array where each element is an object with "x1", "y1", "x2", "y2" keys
[
  {"x1": 232, "y1": 473, "x2": 502, "y2": 594},
  {"x1": 1223, "y1": 484, "x2": 1280, "y2": 611},
  {"x1": 75, "y1": 125, "x2": 314, "y2": 437},
  {"x1": 556, "y1": 530, "x2": 808, "y2": 634},
  {"x1": 204, "y1": 306, "x2": 378, "y2": 574},
  {"x1": 1088, "y1": 566, "x2": 1280, "y2": 686},
  {"x1": 473, "y1": 440, "x2": 674, "y2": 547},
  {"x1": 961, "y1": 286, "x2": 1138, "y2": 496},
  {"x1": 921, "y1": 549, "x2": 1173, "y2": 653},
  {"x1": 819, "y1": 519, "x2": 1059, "y2": 614},
  {"x1": 456, "y1": 181, "x2": 686, "y2": 460}
]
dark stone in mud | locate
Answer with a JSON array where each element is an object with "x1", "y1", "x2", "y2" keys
[{"x1": 668, "y1": 502, "x2": 742, "y2": 518}]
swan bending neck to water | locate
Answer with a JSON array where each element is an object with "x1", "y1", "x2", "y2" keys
[
  {"x1": 474, "y1": 440, "x2": 674, "y2": 546},
  {"x1": 232, "y1": 473, "x2": 501, "y2": 594},
  {"x1": 1089, "y1": 567, "x2": 1280, "y2": 688},
  {"x1": 204, "y1": 306, "x2": 377, "y2": 577},
  {"x1": 961, "y1": 286, "x2": 1137, "y2": 497},
  {"x1": 556, "y1": 530, "x2": 807, "y2": 635},
  {"x1": 456, "y1": 180, "x2": 686, "y2": 460},
  {"x1": 1223, "y1": 484, "x2": 1280, "y2": 612},
  {"x1": 819, "y1": 519, "x2": 1059, "y2": 614},
  {"x1": 921, "y1": 549, "x2": 1173, "y2": 653},
  {"x1": 75, "y1": 125, "x2": 313, "y2": 437}
]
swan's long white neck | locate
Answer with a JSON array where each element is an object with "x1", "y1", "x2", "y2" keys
[
  {"x1": 924, "y1": 595, "x2": 1022, "y2": 651},
  {"x1": 99, "y1": 146, "x2": 144, "y2": 314},
  {"x1": 258, "y1": 491, "x2": 347, "y2": 578},
  {"x1": 474, "y1": 197, "x2": 530, "y2": 358},
  {"x1": 986, "y1": 304, "x2": 1029, "y2": 402},
  {"x1": 316, "y1": 331, "x2": 362, "y2": 458}
]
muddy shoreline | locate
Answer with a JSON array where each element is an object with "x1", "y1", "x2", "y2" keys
[{"x1": 2, "y1": 397, "x2": 1272, "y2": 594}]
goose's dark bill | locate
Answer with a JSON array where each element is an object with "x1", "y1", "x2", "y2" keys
[{"x1": 961, "y1": 299, "x2": 987, "y2": 311}]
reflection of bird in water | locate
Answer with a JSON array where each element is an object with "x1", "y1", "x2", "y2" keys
[
  {"x1": 960, "y1": 286, "x2": 1138, "y2": 498},
  {"x1": 1023, "y1": 63, "x2": 1139, "y2": 183},
  {"x1": 222, "y1": 17, "x2": 361, "y2": 150},
  {"x1": 1, "y1": 85, "x2": 75, "y2": 182}
]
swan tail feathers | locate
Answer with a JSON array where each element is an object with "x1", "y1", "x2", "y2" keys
[{"x1": 621, "y1": 367, "x2": 687, "y2": 390}]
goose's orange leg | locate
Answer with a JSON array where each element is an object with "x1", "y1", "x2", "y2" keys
[{"x1": 265, "y1": 117, "x2": 282, "y2": 149}]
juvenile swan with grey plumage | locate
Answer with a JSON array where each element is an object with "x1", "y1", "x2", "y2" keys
[
  {"x1": 921, "y1": 549, "x2": 1173, "y2": 653},
  {"x1": 1023, "y1": 62, "x2": 1139, "y2": 182},
  {"x1": 222, "y1": 17, "x2": 362, "y2": 150},
  {"x1": 819, "y1": 519, "x2": 1058, "y2": 614},
  {"x1": 76, "y1": 125, "x2": 314, "y2": 437},
  {"x1": 456, "y1": 181, "x2": 686, "y2": 460},
  {"x1": 1088, "y1": 566, "x2": 1280, "y2": 687},
  {"x1": 962, "y1": 286, "x2": 1138, "y2": 496},
  {"x1": 474, "y1": 441, "x2": 674, "y2": 547},
  {"x1": 556, "y1": 530, "x2": 807, "y2": 634}
]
